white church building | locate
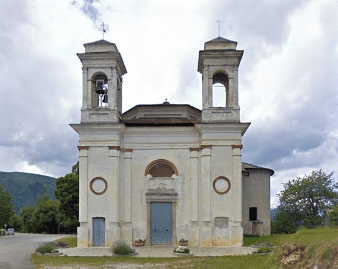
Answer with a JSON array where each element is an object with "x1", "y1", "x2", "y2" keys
[{"x1": 71, "y1": 37, "x2": 274, "y2": 248}]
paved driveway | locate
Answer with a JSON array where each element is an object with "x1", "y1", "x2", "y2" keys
[{"x1": 0, "y1": 233, "x2": 73, "y2": 269}]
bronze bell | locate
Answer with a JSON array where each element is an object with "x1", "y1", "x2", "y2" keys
[
  {"x1": 95, "y1": 86, "x2": 105, "y2": 95},
  {"x1": 102, "y1": 94, "x2": 108, "y2": 103}
]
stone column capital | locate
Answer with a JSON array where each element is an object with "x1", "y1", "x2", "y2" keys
[{"x1": 231, "y1": 145, "x2": 243, "y2": 149}]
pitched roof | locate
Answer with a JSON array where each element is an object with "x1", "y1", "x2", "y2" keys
[
  {"x1": 206, "y1": 36, "x2": 237, "y2": 44},
  {"x1": 84, "y1": 39, "x2": 115, "y2": 46},
  {"x1": 242, "y1": 162, "x2": 274, "y2": 175},
  {"x1": 123, "y1": 117, "x2": 199, "y2": 126}
]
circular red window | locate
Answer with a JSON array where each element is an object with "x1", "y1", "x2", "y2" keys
[
  {"x1": 90, "y1": 177, "x2": 108, "y2": 195},
  {"x1": 213, "y1": 176, "x2": 231, "y2": 194}
]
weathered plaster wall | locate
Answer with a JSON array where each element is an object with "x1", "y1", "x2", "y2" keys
[
  {"x1": 124, "y1": 127, "x2": 197, "y2": 245},
  {"x1": 242, "y1": 170, "x2": 271, "y2": 236}
]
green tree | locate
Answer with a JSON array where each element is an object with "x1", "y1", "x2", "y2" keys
[
  {"x1": 8, "y1": 214, "x2": 22, "y2": 231},
  {"x1": 55, "y1": 162, "x2": 79, "y2": 233},
  {"x1": 274, "y1": 170, "x2": 338, "y2": 233},
  {"x1": 0, "y1": 184, "x2": 15, "y2": 229},
  {"x1": 32, "y1": 187, "x2": 60, "y2": 234},
  {"x1": 20, "y1": 206, "x2": 36, "y2": 233},
  {"x1": 328, "y1": 205, "x2": 338, "y2": 226}
]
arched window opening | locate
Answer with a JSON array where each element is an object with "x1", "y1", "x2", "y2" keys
[
  {"x1": 145, "y1": 159, "x2": 178, "y2": 178},
  {"x1": 212, "y1": 72, "x2": 229, "y2": 108},
  {"x1": 92, "y1": 73, "x2": 108, "y2": 108},
  {"x1": 212, "y1": 83, "x2": 226, "y2": 107}
]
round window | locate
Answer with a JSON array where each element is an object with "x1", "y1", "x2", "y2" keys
[
  {"x1": 90, "y1": 177, "x2": 108, "y2": 195},
  {"x1": 213, "y1": 176, "x2": 231, "y2": 194}
]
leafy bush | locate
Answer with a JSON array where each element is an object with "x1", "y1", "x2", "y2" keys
[
  {"x1": 57, "y1": 241, "x2": 69, "y2": 247},
  {"x1": 112, "y1": 241, "x2": 135, "y2": 255},
  {"x1": 36, "y1": 244, "x2": 56, "y2": 254},
  {"x1": 179, "y1": 238, "x2": 188, "y2": 242},
  {"x1": 183, "y1": 248, "x2": 190, "y2": 253}
]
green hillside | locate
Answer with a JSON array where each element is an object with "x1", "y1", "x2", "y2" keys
[{"x1": 0, "y1": 171, "x2": 57, "y2": 213}]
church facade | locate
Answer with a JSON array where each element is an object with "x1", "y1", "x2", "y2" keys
[{"x1": 71, "y1": 37, "x2": 273, "y2": 248}]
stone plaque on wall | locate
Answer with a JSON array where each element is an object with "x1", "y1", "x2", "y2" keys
[{"x1": 215, "y1": 217, "x2": 228, "y2": 228}]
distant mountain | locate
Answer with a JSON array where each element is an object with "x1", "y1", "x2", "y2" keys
[
  {"x1": 0, "y1": 171, "x2": 57, "y2": 214},
  {"x1": 270, "y1": 208, "x2": 278, "y2": 220}
]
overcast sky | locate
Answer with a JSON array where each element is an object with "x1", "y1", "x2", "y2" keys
[{"x1": 1, "y1": 0, "x2": 337, "y2": 208}]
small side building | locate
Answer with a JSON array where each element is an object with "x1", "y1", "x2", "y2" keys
[{"x1": 242, "y1": 163, "x2": 274, "y2": 236}]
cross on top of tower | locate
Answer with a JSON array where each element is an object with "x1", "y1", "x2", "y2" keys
[
  {"x1": 101, "y1": 22, "x2": 109, "y2": 40},
  {"x1": 216, "y1": 19, "x2": 222, "y2": 37}
]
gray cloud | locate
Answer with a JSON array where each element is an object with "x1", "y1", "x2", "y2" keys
[
  {"x1": 80, "y1": 0, "x2": 101, "y2": 23},
  {"x1": 0, "y1": 0, "x2": 337, "y2": 190}
]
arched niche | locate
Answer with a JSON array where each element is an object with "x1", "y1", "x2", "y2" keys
[{"x1": 145, "y1": 159, "x2": 178, "y2": 178}]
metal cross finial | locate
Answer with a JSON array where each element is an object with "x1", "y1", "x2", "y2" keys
[
  {"x1": 101, "y1": 22, "x2": 108, "y2": 39},
  {"x1": 216, "y1": 20, "x2": 222, "y2": 37}
]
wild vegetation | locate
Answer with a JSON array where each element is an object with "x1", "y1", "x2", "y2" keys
[
  {"x1": 112, "y1": 241, "x2": 135, "y2": 255},
  {"x1": 54, "y1": 162, "x2": 79, "y2": 233},
  {"x1": 0, "y1": 163, "x2": 79, "y2": 234},
  {"x1": 20, "y1": 187, "x2": 60, "y2": 233},
  {"x1": 0, "y1": 184, "x2": 15, "y2": 229},
  {"x1": 272, "y1": 170, "x2": 338, "y2": 234},
  {"x1": 31, "y1": 227, "x2": 338, "y2": 269}
]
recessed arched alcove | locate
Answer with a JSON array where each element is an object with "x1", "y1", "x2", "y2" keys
[{"x1": 145, "y1": 159, "x2": 178, "y2": 178}]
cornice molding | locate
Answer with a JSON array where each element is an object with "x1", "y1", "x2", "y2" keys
[
  {"x1": 78, "y1": 146, "x2": 89, "y2": 150},
  {"x1": 232, "y1": 145, "x2": 243, "y2": 149}
]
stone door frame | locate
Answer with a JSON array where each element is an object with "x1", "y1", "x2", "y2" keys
[{"x1": 145, "y1": 186, "x2": 177, "y2": 246}]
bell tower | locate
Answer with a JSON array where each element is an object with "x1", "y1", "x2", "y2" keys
[
  {"x1": 198, "y1": 37, "x2": 243, "y2": 123},
  {"x1": 77, "y1": 40, "x2": 127, "y2": 123}
]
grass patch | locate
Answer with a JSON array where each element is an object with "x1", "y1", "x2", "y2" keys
[
  {"x1": 32, "y1": 227, "x2": 338, "y2": 269},
  {"x1": 54, "y1": 236, "x2": 77, "y2": 248},
  {"x1": 256, "y1": 247, "x2": 272, "y2": 253}
]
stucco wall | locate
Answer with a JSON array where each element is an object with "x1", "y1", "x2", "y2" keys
[
  {"x1": 78, "y1": 124, "x2": 248, "y2": 247},
  {"x1": 242, "y1": 169, "x2": 271, "y2": 236}
]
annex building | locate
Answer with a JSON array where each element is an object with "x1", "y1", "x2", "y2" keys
[{"x1": 71, "y1": 37, "x2": 274, "y2": 248}]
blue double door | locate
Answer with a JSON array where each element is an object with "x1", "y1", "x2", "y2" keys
[
  {"x1": 151, "y1": 202, "x2": 172, "y2": 244},
  {"x1": 93, "y1": 217, "x2": 105, "y2": 246}
]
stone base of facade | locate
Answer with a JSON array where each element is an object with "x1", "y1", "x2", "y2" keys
[
  {"x1": 107, "y1": 222, "x2": 120, "y2": 247},
  {"x1": 77, "y1": 225, "x2": 89, "y2": 248}
]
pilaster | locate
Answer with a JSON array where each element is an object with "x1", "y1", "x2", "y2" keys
[
  {"x1": 124, "y1": 149, "x2": 132, "y2": 222},
  {"x1": 202, "y1": 65, "x2": 209, "y2": 109},
  {"x1": 231, "y1": 145, "x2": 243, "y2": 221},
  {"x1": 107, "y1": 146, "x2": 120, "y2": 243},
  {"x1": 190, "y1": 148, "x2": 199, "y2": 221},
  {"x1": 109, "y1": 67, "x2": 118, "y2": 110},
  {"x1": 233, "y1": 67, "x2": 239, "y2": 108},
  {"x1": 78, "y1": 146, "x2": 89, "y2": 222},
  {"x1": 201, "y1": 146, "x2": 211, "y2": 221},
  {"x1": 78, "y1": 146, "x2": 89, "y2": 247},
  {"x1": 82, "y1": 67, "x2": 88, "y2": 110}
]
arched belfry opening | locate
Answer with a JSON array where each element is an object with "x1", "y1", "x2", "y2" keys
[
  {"x1": 212, "y1": 72, "x2": 229, "y2": 107},
  {"x1": 76, "y1": 39, "x2": 127, "y2": 123},
  {"x1": 92, "y1": 73, "x2": 108, "y2": 108},
  {"x1": 198, "y1": 36, "x2": 243, "y2": 122}
]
